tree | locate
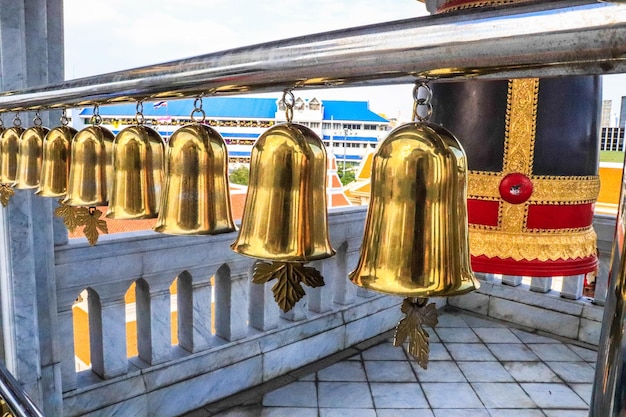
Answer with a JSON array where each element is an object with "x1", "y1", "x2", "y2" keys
[
  {"x1": 229, "y1": 165, "x2": 250, "y2": 185},
  {"x1": 338, "y1": 169, "x2": 355, "y2": 186}
]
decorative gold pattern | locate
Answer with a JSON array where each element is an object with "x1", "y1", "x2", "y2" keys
[
  {"x1": 502, "y1": 79, "x2": 538, "y2": 176},
  {"x1": 394, "y1": 298, "x2": 439, "y2": 370},
  {"x1": 252, "y1": 261, "x2": 325, "y2": 312},
  {"x1": 438, "y1": 0, "x2": 534, "y2": 13},
  {"x1": 470, "y1": 228, "x2": 597, "y2": 262},
  {"x1": 55, "y1": 201, "x2": 108, "y2": 246},
  {"x1": 0, "y1": 184, "x2": 14, "y2": 207}
]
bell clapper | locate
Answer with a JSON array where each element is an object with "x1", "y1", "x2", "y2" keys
[
  {"x1": 252, "y1": 261, "x2": 325, "y2": 313},
  {"x1": 393, "y1": 297, "x2": 439, "y2": 370}
]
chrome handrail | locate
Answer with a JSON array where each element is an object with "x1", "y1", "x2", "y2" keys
[
  {"x1": 0, "y1": 0, "x2": 624, "y2": 111},
  {"x1": 0, "y1": 361, "x2": 45, "y2": 417}
]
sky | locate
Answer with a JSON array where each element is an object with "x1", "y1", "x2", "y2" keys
[{"x1": 63, "y1": 0, "x2": 625, "y2": 122}]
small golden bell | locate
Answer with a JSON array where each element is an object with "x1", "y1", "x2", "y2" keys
[
  {"x1": 63, "y1": 125, "x2": 114, "y2": 207},
  {"x1": 154, "y1": 124, "x2": 236, "y2": 235},
  {"x1": 106, "y1": 125, "x2": 165, "y2": 219},
  {"x1": 231, "y1": 122, "x2": 335, "y2": 312},
  {"x1": 0, "y1": 126, "x2": 25, "y2": 185},
  {"x1": 14, "y1": 126, "x2": 48, "y2": 189},
  {"x1": 36, "y1": 126, "x2": 77, "y2": 198}
]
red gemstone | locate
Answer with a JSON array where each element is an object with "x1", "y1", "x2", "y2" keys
[{"x1": 499, "y1": 173, "x2": 533, "y2": 204}]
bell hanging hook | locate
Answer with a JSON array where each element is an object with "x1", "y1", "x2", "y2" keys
[
  {"x1": 282, "y1": 89, "x2": 295, "y2": 124},
  {"x1": 412, "y1": 79, "x2": 434, "y2": 122},
  {"x1": 190, "y1": 96, "x2": 206, "y2": 123}
]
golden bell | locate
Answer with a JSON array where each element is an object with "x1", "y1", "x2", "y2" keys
[
  {"x1": 0, "y1": 127, "x2": 25, "y2": 184},
  {"x1": 154, "y1": 124, "x2": 236, "y2": 234},
  {"x1": 349, "y1": 121, "x2": 479, "y2": 297},
  {"x1": 63, "y1": 125, "x2": 114, "y2": 207},
  {"x1": 106, "y1": 125, "x2": 165, "y2": 219},
  {"x1": 14, "y1": 126, "x2": 48, "y2": 189},
  {"x1": 231, "y1": 123, "x2": 335, "y2": 262},
  {"x1": 36, "y1": 126, "x2": 77, "y2": 197}
]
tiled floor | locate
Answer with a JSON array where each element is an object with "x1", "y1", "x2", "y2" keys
[{"x1": 186, "y1": 309, "x2": 597, "y2": 417}]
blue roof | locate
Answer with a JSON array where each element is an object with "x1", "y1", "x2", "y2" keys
[{"x1": 79, "y1": 97, "x2": 388, "y2": 123}]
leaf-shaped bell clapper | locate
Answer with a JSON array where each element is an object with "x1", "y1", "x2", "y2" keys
[
  {"x1": 36, "y1": 125, "x2": 77, "y2": 197},
  {"x1": 349, "y1": 121, "x2": 479, "y2": 368},
  {"x1": 0, "y1": 125, "x2": 25, "y2": 185},
  {"x1": 231, "y1": 123, "x2": 336, "y2": 312},
  {"x1": 154, "y1": 124, "x2": 236, "y2": 234},
  {"x1": 106, "y1": 125, "x2": 165, "y2": 219},
  {"x1": 14, "y1": 125, "x2": 48, "y2": 189},
  {"x1": 63, "y1": 125, "x2": 114, "y2": 207}
]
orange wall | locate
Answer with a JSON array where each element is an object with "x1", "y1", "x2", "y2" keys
[{"x1": 599, "y1": 166, "x2": 623, "y2": 205}]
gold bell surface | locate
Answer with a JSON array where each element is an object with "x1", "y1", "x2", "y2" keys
[
  {"x1": 63, "y1": 125, "x2": 114, "y2": 207},
  {"x1": 231, "y1": 122, "x2": 335, "y2": 262},
  {"x1": 106, "y1": 125, "x2": 165, "y2": 219},
  {"x1": 0, "y1": 127, "x2": 25, "y2": 184},
  {"x1": 154, "y1": 124, "x2": 236, "y2": 235},
  {"x1": 349, "y1": 121, "x2": 479, "y2": 298},
  {"x1": 36, "y1": 125, "x2": 77, "y2": 197},
  {"x1": 15, "y1": 126, "x2": 48, "y2": 189}
]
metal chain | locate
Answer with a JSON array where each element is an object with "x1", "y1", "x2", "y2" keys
[
  {"x1": 91, "y1": 104, "x2": 102, "y2": 125},
  {"x1": 33, "y1": 111, "x2": 43, "y2": 127},
  {"x1": 282, "y1": 89, "x2": 295, "y2": 123},
  {"x1": 134, "y1": 101, "x2": 145, "y2": 125},
  {"x1": 60, "y1": 109, "x2": 69, "y2": 126},
  {"x1": 190, "y1": 96, "x2": 206, "y2": 123},
  {"x1": 411, "y1": 80, "x2": 433, "y2": 122},
  {"x1": 12, "y1": 113, "x2": 22, "y2": 127}
]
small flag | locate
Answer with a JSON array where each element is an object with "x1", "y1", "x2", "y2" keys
[{"x1": 153, "y1": 101, "x2": 167, "y2": 109}]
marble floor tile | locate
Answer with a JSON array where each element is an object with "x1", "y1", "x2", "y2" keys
[
  {"x1": 567, "y1": 344, "x2": 598, "y2": 362},
  {"x1": 370, "y1": 382, "x2": 429, "y2": 408},
  {"x1": 436, "y1": 328, "x2": 480, "y2": 343},
  {"x1": 543, "y1": 410, "x2": 589, "y2": 417},
  {"x1": 471, "y1": 383, "x2": 536, "y2": 408},
  {"x1": 317, "y1": 361, "x2": 367, "y2": 382},
  {"x1": 317, "y1": 382, "x2": 373, "y2": 408},
  {"x1": 362, "y1": 343, "x2": 407, "y2": 361},
  {"x1": 487, "y1": 343, "x2": 539, "y2": 362},
  {"x1": 262, "y1": 381, "x2": 317, "y2": 407},
  {"x1": 570, "y1": 383, "x2": 592, "y2": 405},
  {"x1": 545, "y1": 361, "x2": 595, "y2": 383},
  {"x1": 421, "y1": 382, "x2": 484, "y2": 408},
  {"x1": 426, "y1": 343, "x2": 451, "y2": 361},
  {"x1": 503, "y1": 362, "x2": 560, "y2": 383},
  {"x1": 364, "y1": 360, "x2": 417, "y2": 382},
  {"x1": 510, "y1": 329, "x2": 560, "y2": 344},
  {"x1": 461, "y1": 315, "x2": 506, "y2": 329},
  {"x1": 432, "y1": 409, "x2": 491, "y2": 417},
  {"x1": 261, "y1": 407, "x2": 318, "y2": 417},
  {"x1": 446, "y1": 343, "x2": 496, "y2": 362},
  {"x1": 487, "y1": 410, "x2": 545, "y2": 417},
  {"x1": 520, "y1": 383, "x2": 588, "y2": 409},
  {"x1": 319, "y1": 408, "x2": 376, "y2": 417},
  {"x1": 458, "y1": 361, "x2": 514, "y2": 382},
  {"x1": 527, "y1": 344, "x2": 584, "y2": 362},
  {"x1": 436, "y1": 314, "x2": 470, "y2": 328},
  {"x1": 473, "y1": 328, "x2": 521, "y2": 344},
  {"x1": 377, "y1": 409, "x2": 434, "y2": 417},
  {"x1": 414, "y1": 361, "x2": 466, "y2": 382}
]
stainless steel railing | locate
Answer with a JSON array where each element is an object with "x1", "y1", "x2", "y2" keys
[
  {"x1": 0, "y1": 361, "x2": 44, "y2": 417},
  {"x1": 0, "y1": 0, "x2": 624, "y2": 111}
]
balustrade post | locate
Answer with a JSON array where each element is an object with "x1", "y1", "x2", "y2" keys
[
  {"x1": 136, "y1": 278, "x2": 172, "y2": 365},
  {"x1": 249, "y1": 273, "x2": 278, "y2": 331},
  {"x1": 333, "y1": 243, "x2": 358, "y2": 306},
  {"x1": 560, "y1": 274, "x2": 585, "y2": 300},
  {"x1": 501, "y1": 275, "x2": 523, "y2": 287},
  {"x1": 214, "y1": 263, "x2": 249, "y2": 342},
  {"x1": 88, "y1": 290, "x2": 128, "y2": 379},
  {"x1": 177, "y1": 271, "x2": 214, "y2": 353},
  {"x1": 57, "y1": 306, "x2": 76, "y2": 392},
  {"x1": 307, "y1": 260, "x2": 333, "y2": 313},
  {"x1": 530, "y1": 277, "x2": 552, "y2": 293}
]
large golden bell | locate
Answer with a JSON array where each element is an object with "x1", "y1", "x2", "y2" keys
[
  {"x1": 349, "y1": 121, "x2": 479, "y2": 297},
  {"x1": 0, "y1": 127, "x2": 25, "y2": 184},
  {"x1": 231, "y1": 123, "x2": 335, "y2": 262},
  {"x1": 36, "y1": 126, "x2": 77, "y2": 197},
  {"x1": 106, "y1": 125, "x2": 165, "y2": 219},
  {"x1": 154, "y1": 124, "x2": 236, "y2": 234},
  {"x1": 14, "y1": 126, "x2": 48, "y2": 189},
  {"x1": 63, "y1": 125, "x2": 114, "y2": 207}
]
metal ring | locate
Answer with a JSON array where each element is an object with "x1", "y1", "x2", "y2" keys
[
  {"x1": 92, "y1": 114, "x2": 102, "y2": 125},
  {"x1": 190, "y1": 108, "x2": 206, "y2": 123},
  {"x1": 282, "y1": 89, "x2": 295, "y2": 123},
  {"x1": 33, "y1": 112, "x2": 43, "y2": 126},
  {"x1": 60, "y1": 109, "x2": 69, "y2": 126},
  {"x1": 193, "y1": 97, "x2": 203, "y2": 110},
  {"x1": 0, "y1": 117, "x2": 4, "y2": 128},
  {"x1": 13, "y1": 113, "x2": 22, "y2": 127}
]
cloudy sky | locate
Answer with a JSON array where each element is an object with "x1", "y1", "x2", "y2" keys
[{"x1": 63, "y1": 0, "x2": 625, "y2": 121}]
